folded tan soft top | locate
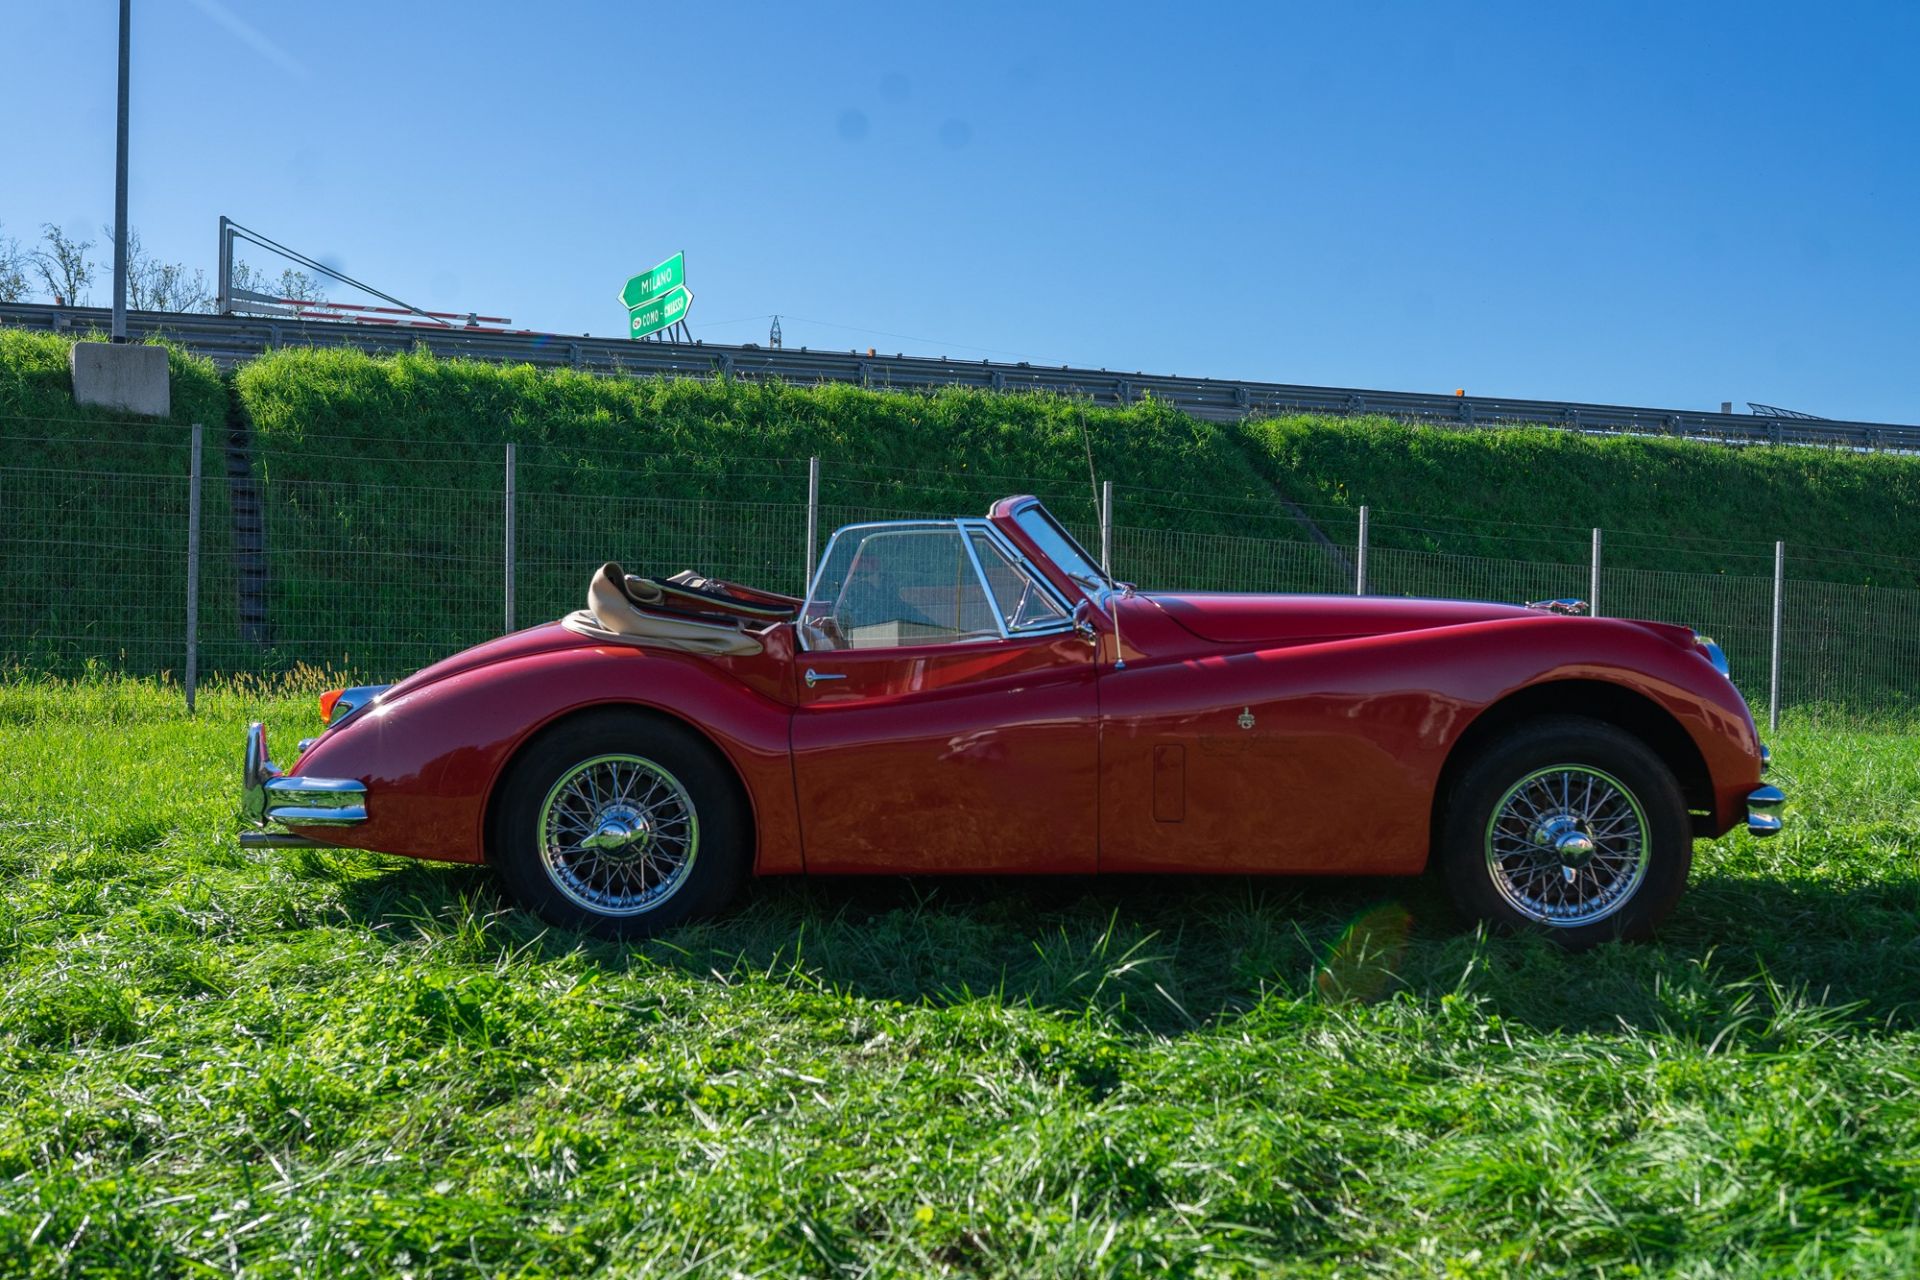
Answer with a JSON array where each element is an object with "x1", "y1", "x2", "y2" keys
[{"x1": 560, "y1": 562, "x2": 765, "y2": 656}]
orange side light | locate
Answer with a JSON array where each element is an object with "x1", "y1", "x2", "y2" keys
[{"x1": 319, "y1": 688, "x2": 344, "y2": 723}]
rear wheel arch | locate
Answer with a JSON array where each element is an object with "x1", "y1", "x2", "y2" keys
[
  {"x1": 1432, "y1": 680, "x2": 1714, "y2": 849},
  {"x1": 482, "y1": 701, "x2": 756, "y2": 868}
]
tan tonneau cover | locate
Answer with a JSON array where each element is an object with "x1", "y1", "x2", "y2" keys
[{"x1": 560, "y1": 562, "x2": 765, "y2": 656}]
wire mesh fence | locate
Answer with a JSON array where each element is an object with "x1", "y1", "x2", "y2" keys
[
  {"x1": 0, "y1": 461, "x2": 193, "y2": 672},
  {"x1": 3, "y1": 427, "x2": 1916, "y2": 720}
]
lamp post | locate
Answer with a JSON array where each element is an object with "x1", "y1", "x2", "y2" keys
[{"x1": 111, "y1": 0, "x2": 130, "y2": 341}]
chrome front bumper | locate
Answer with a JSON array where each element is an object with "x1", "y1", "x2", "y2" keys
[{"x1": 240, "y1": 722, "x2": 367, "y2": 848}]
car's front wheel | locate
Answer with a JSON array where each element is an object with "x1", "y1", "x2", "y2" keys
[
  {"x1": 1439, "y1": 716, "x2": 1692, "y2": 948},
  {"x1": 489, "y1": 709, "x2": 749, "y2": 939}
]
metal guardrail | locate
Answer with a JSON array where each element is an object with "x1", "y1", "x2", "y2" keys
[{"x1": 8, "y1": 300, "x2": 1917, "y2": 451}]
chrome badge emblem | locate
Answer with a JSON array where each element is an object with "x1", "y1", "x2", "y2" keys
[{"x1": 1237, "y1": 707, "x2": 1256, "y2": 730}]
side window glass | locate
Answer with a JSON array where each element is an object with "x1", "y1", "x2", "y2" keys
[
  {"x1": 969, "y1": 533, "x2": 1068, "y2": 632},
  {"x1": 802, "y1": 527, "x2": 999, "y2": 650}
]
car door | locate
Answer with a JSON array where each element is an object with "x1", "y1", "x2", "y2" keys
[
  {"x1": 789, "y1": 521, "x2": 1099, "y2": 874},
  {"x1": 1095, "y1": 619, "x2": 1441, "y2": 876}
]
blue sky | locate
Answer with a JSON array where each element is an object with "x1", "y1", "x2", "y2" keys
[{"x1": 4, "y1": 0, "x2": 1917, "y2": 421}]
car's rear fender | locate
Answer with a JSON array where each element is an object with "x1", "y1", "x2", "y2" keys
[{"x1": 288, "y1": 644, "x2": 804, "y2": 874}]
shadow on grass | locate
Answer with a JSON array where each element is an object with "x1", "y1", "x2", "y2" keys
[{"x1": 331, "y1": 855, "x2": 1920, "y2": 1040}]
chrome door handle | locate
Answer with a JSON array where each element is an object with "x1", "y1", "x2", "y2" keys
[{"x1": 804, "y1": 668, "x2": 846, "y2": 688}]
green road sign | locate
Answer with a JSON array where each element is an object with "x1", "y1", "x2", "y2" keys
[
  {"x1": 629, "y1": 285, "x2": 693, "y2": 338},
  {"x1": 620, "y1": 253, "x2": 685, "y2": 309}
]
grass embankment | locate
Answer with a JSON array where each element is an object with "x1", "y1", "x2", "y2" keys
[
  {"x1": 6, "y1": 332, "x2": 1920, "y2": 691},
  {"x1": 1243, "y1": 416, "x2": 1920, "y2": 586},
  {"x1": 0, "y1": 329, "x2": 233, "y2": 672},
  {"x1": 2, "y1": 676, "x2": 1917, "y2": 1275},
  {"x1": 231, "y1": 348, "x2": 1286, "y2": 669}
]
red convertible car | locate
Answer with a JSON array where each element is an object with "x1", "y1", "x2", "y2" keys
[{"x1": 242, "y1": 496, "x2": 1782, "y2": 948}]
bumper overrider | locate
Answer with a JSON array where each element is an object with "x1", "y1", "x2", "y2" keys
[
  {"x1": 1747, "y1": 743, "x2": 1784, "y2": 838},
  {"x1": 240, "y1": 721, "x2": 368, "y2": 849}
]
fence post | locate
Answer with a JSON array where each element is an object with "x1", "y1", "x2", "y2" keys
[
  {"x1": 1769, "y1": 540, "x2": 1784, "y2": 733},
  {"x1": 1589, "y1": 527, "x2": 1602, "y2": 617},
  {"x1": 1355, "y1": 505, "x2": 1369, "y2": 595},
  {"x1": 504, "y1": 443, "x2": 517, "y2": 634},
  {"x1": 185, "y1": 423, "x2": 202, "y2": 714},
  {"x1": 1100, "y1": 479, "x2": 1113, "y2": 574},
  {"x1": 804, "y1": 456, "x2": 820, "y2": 594}
]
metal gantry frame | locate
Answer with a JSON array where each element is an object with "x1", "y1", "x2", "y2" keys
[{"x1": 216, "y1": 216, "x2": 480, "y2": 328}]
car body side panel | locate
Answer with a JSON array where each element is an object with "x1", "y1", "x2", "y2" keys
[
  {"x1": 1099, "y1": 607, "x2": 1761, "y2": 875},
  {"x1": 286, "y1": 639, "x2": 805, "y2": 874},
  {"x1": 790, "y1": 634, "x2": 1100, "y2": 874}
]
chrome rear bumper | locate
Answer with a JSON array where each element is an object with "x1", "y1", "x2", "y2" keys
[
  {"x1": 241, "y1": 722, "x2": 368, "y2": 845},
  {"x1": 1747, "y1": 785, "x2": 1785, "y2": 837}
]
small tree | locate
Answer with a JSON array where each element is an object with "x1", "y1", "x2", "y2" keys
[
  {"x1": 34, "y1": 224, "x2": 96, "y2": 305},
  {"x1": 0, "y1": 222, "x2": 28, "y2": 303},
  {"x1": 119, "y1": 228, "x2": 214, "y2": 312}
]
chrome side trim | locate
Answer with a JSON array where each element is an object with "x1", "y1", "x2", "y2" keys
[
  {"x1": 1747, "y1": 784, "x2": 1785, "y2": 838},
  {"x1": 242, "y1": 721, "x2": 369, "y2": 833},
  {"x1": 1760, "y1": 742, "x2": 1771, "y2": 775}
]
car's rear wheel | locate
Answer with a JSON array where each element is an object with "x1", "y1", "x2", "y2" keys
[
  {"x1": 489, "y1": 709, "x2": 749, "y2": 939},
  {"x1": 1439, "y1": 716, "x2": 1691, "y2": 948}
]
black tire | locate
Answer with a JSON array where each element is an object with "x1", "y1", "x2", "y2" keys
[
  {"x1": 488, "y1": 708, "x2": 750, "y2": 939},
  {"x1": 1438, "y1": 715, "x2": 1692, "y2": 949}
]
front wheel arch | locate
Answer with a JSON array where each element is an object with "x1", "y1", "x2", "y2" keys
[
  {"x1": 1430, "y1": 679, "x2": 1713, "y2": 861},
  {"x1": 1437, "y1": 714, "x2": 1693, "y2": 945}
]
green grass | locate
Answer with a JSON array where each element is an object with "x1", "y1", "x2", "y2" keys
[{"x1": 2, "y1": 675, "x2": 1917, "y2": 1276}]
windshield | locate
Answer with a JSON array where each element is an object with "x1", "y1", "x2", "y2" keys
[
  {"x1": 800, "y1": 524, "x2": 1001, "y2": 650},
  {"x1": 1011, "y1": 503, "x2": 1107, "y2": 596}
]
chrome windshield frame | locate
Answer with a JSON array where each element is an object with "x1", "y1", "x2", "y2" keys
[
  {"x1": 1003, "y1": 497, "x2": 1119, "y2": 613},
  {"x1": 797, "y1": 517, "x2": 1077, "y2": 653}
]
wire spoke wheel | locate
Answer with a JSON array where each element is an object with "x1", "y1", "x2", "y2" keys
[
  {"x1": 1484, "y1": 764, "x2": 1649, "y2": 927},
  {"x1": 537, "y1": 753, "x2": 700, "y2": 917}
]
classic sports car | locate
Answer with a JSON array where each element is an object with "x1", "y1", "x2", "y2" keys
[{"x1": 242, "y1": 496, "x2": 1782, "y2": 948}]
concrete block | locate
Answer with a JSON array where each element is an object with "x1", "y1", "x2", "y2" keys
[{"x1": 69, "y1": 341, "x2": 171, "y2": 418}]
